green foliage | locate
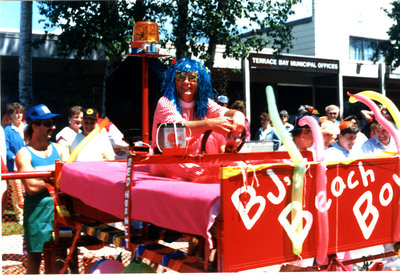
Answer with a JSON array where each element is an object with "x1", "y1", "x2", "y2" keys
[
  {"x1": 37, "y1": 0, "x2": 299, "y2": 70},
  {"x1": 37, "y1": 1, "x2": 159, "y2": 67},
  {"x1": 373, "y1": 0, "x2": 400, "y2": 69}
]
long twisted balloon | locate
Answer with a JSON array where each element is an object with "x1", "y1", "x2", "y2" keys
[
  {"x1": 349, "y1": 91, "x2": 400, "y2": 242},
  {"x1": 298, "y1": 116, "x2": 329, "y2": 264},
  {"x1": 266, "y1": 85, "x2": 306, "y2": 255}
]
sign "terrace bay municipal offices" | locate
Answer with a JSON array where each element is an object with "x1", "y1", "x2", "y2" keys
[{"x1": 249, "y1": 53, "x2": 339, "y2": 74}]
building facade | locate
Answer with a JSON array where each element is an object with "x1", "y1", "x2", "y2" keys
[{"x1": 213, "y1": 0, "x2": 400, "y2": 137}]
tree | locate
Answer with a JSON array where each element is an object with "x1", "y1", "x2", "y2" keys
[
  {"x1": 373, "y1": 1, "x2": 400, "y2": 70},
  {"x1": 37, "y1": 0, "x2": 158, "y2": 115},
  {"x1": 38, "y1": 0, "x2": 299, "y2": 69},
  {"x1": 37, "y1": 0, "x2": 299, "y2": 112},
  {"x1": 162, "y1": 0, "x2": 300, "y2": 69},
  {"x1": 19, "y1": 1, "x2": 33, "y2": 109}
]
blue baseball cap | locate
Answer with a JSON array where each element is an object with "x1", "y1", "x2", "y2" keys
[
  {"x1": 25, "y1": 104, "x2": 60, "y2": 124},
  {"x1": 217, "y1": 95, "x2": 229, "y2": 104}
]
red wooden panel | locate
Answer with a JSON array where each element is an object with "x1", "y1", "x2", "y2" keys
[{"x1": 220, "y1": 156, "x2": 400, "y2": 272}]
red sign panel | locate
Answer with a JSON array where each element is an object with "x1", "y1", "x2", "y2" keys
[{"x1": 220, "y1": 156, "x2": 400, "y2": 272}]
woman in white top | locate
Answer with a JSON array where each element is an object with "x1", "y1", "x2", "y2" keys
[{"x1": 56, "y1": 106, "x2": 83, "y2": 148}]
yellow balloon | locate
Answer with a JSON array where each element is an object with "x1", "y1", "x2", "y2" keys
[
  {"x1": 67, "y1": 117, "x2": 110, "y2": 163},
  {"x1": 266, "y1": 85, "x2": 306, "y2": 255},
  {"x1": 55, "y1": 117, "x2": 110, "y2": 189},
  {"x1": 349, "y1": 90, "x2": 400, "y2": 130},
  {"x1": 266, "y1": 86, "x2": 303, "y2": 163}
]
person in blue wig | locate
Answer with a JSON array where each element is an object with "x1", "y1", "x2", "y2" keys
[{"x1": 151, "y1": 58, "x2": 245, "y2": 182}]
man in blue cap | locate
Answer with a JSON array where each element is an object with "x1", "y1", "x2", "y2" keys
[
  {"x1": 217, "y1": 95, "x2": 229, "y2": 107},
  {"x1": 15, "y1": 104, "x2": 69, "y2": 274}
]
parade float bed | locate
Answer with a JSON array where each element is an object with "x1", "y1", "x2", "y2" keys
[
  {"x1": 58, "y1": 160, "x2": 220, "y2": 246},
  {"x1": 53, "y1": 151, "x2": 400, "y2": 272}
]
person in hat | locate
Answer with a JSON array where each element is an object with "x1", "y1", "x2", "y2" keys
[
  {"x1": 276, "y1": 113, "x2": 319, "y2": 161},
  {"x1": 278, "y1": 112, "x2": 320, "y2": 161},
  {"x1": 15, "y1": 104, "x2": 69, "y2": 274},
  {"x1": 217, "y1": 95, "x2": 229, "y2": 107},
  {"x1": 320, "y1": 120, "x2": 339, "y2": 149},
  {"x1": 151, "y1": 58, "x2": 245, "y2": 182},
  {"x1": 342, "y1": 115, "x2": 368, "y2": 151},
  {"x1": 324, "y1": 120, "x2": 361, "y2": 162},
  {"x1": 70, "y1": 108, "x2": 115, "y2": 161}
]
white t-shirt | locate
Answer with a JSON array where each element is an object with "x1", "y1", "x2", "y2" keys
[
  {"x1": 70, "y1": 132, "x2": 115, "y2": 161},
  {"x1": 56, "y1": 127, "x2": 81, "y2": 147}
]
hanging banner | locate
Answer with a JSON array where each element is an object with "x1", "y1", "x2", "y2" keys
[{"x1": 220, "y1": 156, "x2": 400, "y2": 272}]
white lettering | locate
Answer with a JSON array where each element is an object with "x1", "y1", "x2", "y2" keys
[
  {"x1": 347, "y1": 170, "x2": 359, "y2": 189},
  {"x1": 278, "y1": 59, "x2": 289, "y2": 66},
  {"x1": 358, "y1": 161, "x2": 375, "y2": 187},
  {"x1": 379, "y1": 183, "x2": 393, "y2": 207},
  {"x1": 315, "y1": 191, "x2": 331, "y2": 212},
  {"x1": 252, "y1": 57, "x2": 277, "y2": 65},
  {"x1": 290, "y1": 61, "x2": 317, "y2": 68},
  {"x1": 278, "y1": 202, "x2": 313, "y2": 250},
  {"x1": 331, "y1": 176, "x2": 346, "y2": 197},
  {"x1": 393, "y1": 174, "x2": 400, "y2": 187},
  {"x1": 317, "y1": 62, "x2": 338, "y2": 70},
  {"x1": 353, "y1": 191, "x2": 379, "y2": 239},
  {"x1": 266, "y1": 169, "x2": 286, "y2": 204}
]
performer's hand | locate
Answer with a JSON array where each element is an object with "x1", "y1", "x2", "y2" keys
[
  {"x1": 207, "y1": 117, "x2": 234, "y2": 135},
  {"x1": 231, "y1": 111, "x2": 245, "y2": 136}
]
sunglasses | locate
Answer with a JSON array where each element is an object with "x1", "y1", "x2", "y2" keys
[
  {"x1": 41, "y1": 120, "x2": 55, "y2": 127},
  {"x1": 175, "y1": 72, "x2": 198, "y2": 83},
  {"x1": 328, "y1": 112, "x2": 338, "y2": 115}
]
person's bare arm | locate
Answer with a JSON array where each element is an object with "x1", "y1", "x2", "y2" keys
[
  {"x1": 56, "y1": 137, "x2": 68, "y2": 147},
  {"x1": 53, "y1": 143, "x2": 70, "y2": 162},
  {"x1": 184, "y1": 117, "x2": 234, "y2": 136},
  {"x1": 15, "y1": 148, "x2": 47, "y2": 195},
  {"x1": 185, "y1": 109, "x2": 245, "y2": 137},
  {"x1": 224, "y1": 109, "x2": 246, "y2": 136}
]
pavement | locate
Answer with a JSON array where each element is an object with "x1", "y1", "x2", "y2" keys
[{"x1": 2, "y1": 233, "x2": 400, "y2": 273}]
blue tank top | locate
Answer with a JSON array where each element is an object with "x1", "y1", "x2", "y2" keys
[{"x1": 25, "y1": 142, "x2": 61, "y2": 170}]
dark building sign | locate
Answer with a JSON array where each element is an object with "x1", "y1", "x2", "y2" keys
[{"x1": 249, "y1": 53, "x2": 339, "y2": 73}]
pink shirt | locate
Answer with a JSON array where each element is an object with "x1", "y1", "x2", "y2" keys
[
  {"x1": 152, "y1": 96, "x2": 228, "y2": 155},
  {"x1": 151, "y1": 96, "x2": 229, "y2": 182}
]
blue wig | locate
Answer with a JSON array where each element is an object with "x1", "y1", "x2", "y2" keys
[{"x1": 161, "y1": 58, "x2": 216, "y2": 120}]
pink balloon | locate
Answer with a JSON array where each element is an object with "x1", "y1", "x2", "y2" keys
[
  {"x1": 349, "y1": 92, "x2": 400, "y2": 154},
  {"x1": 315, "y1": 163, "x2": 329, "y2": 265},
  {"x1": 298, "y1": 116, "x2": 328, "y2": 264},
  {"x1": 349, "y1": 92, "x2": 400, "y2": 242},
  {"x1": 298, "y1": 116, "x2": 324, "y2": 161}
]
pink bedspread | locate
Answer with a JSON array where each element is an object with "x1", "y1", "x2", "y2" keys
[{"x1": 59, "y1": 161, "x2": 220, "y2": 245}]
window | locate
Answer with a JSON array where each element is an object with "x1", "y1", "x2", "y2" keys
[{"x1": 349, "y1": 36, "x2": 384, "y2": 61}]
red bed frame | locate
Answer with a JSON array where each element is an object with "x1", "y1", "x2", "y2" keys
[{"x1": 4, "y1": 149, "x2": 400, "y2": 273}]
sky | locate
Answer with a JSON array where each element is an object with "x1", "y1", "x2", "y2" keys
[
  {"x1": 0, "y1": 0, "x2": 313, "y2": 33},
  {"x1": 0, "y1": 1, "x2": 48, "y2": 32}
]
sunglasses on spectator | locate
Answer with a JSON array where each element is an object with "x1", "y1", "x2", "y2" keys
[
  {"x1": 328, "y1": 112, "x2": 338, "y2": 115},
  {"x1": 40, "y1": 120, "x2": 55, "y2": 127}
]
